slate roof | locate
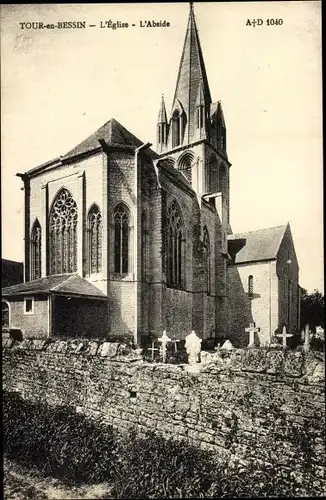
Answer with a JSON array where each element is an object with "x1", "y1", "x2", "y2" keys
[
  {"x1": 62, "y1": 118, "x2": 157, "y2": 161},
  {"x1": 22, "y1": 118, "x2": 158, "y2": 177},
  {"x1": 2, "y1": 274, "x2": 107, "y2": 299},
  {"x1": 228, "y1": 225, "x2": 288, "y2": 264}
]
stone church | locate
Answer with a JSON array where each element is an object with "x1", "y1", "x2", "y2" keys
[{"x1": 2, "y1": 4, "x2": 300, "y2": 346}]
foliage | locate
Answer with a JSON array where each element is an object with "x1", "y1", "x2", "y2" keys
[
  {"x1": 3, "y1": 390, "x2": 325, "y2": 498},
  {"x1": 300, "y1": 288, "x2": 324, "y2": 330}
]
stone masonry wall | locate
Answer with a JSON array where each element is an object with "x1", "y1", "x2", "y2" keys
[{"x1": 2, "y1": 339, "x2": 325, "y2": 484}]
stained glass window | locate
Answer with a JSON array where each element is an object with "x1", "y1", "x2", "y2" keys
[
  {"x1": 167, "y1": 200, "x2": 184, "y2": 288},
  {"x1": 114, "y1": 203, "x2": 130, "y2": 275},
  {"x1": 30, "y1": 219, "x2": 42, "y2": 280},
  {"x1": 87, "y1": 205, "x2": 102, "y2": 275},
  {"x1": 49, "y1": 188, "x2": 78, "y2": 275},
  {"x1": 141, "y1": 212, "x2": 148, "y2": 281},
  {"x1": 203, "y1": 227, "x2": 211, "y2": 294}
]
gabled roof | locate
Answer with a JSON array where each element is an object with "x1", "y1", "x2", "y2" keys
[
  {"x1": 228, "y1": 225, "x2": 288, "y2": 264},
  {"x1": 2, "y1": 274, "x2": 107, "y2": 300}
]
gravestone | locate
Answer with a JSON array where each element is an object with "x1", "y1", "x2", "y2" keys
[
  {"x1": 303, "y1": 324, "x2": 311, "y2": 352},
  {"x1": 316, "y1": 325, "x2": 324, "y2": 339},
  {"x1": 276, "y1": 326, "x2": 293, "y2": 348},
  {"x1": 220, "y1": 339, "x2": 234, "y2": 351},
  {"x1": 158, "y1": 331, "x2": 171, "y2": 363},
  {"x1": 147, "y1": 341, "x2": 159, "y2": 361},
  {"x1": 245, "y1": 323, "x2": 260, "y2": 347},
  {"x1": 185, "y1": 330, "x2": 202, "y2": 364},
  {"x1": 171, "y1": 337, "x2": 180, "y2": 353}
]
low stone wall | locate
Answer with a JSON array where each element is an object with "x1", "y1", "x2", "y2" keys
[{"x1": 2, "y1": 338, "x2": 325, "y2": 483}]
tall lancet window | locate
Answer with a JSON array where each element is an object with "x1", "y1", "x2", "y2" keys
[
  {"x1": 87, "y1": 204, "x2": 102, "y2": 275},
  {"x1": 196, "y1": 105, "x2": 204, "y2": 129},
  {"x1": 172, "y1": 110, "x2": 181, "y2": 148},
  {"x1": 203, "y1": 227, "x2": 211, "y2": 294},
  {"x1": 141, "y1": 211, "x2": 149, "y2": 281},
  {"x1": 114, "y1": 203, "x2": 130, "y2": 275},
  {"x1": 167, "y1": 200, "x2": 185, "y2": 288},
  {"x1": 30, "y1": 219, "x2": 42, "y2": 280},
  {"x1": 248, "y1": 275, "x2": 254, "y2": 298},
  {"x1": 49, "y1": 188, "x2": 78, "y2": 275}
]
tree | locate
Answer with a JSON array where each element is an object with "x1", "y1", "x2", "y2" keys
[{"x1": 300, "y1": 289, "x2": 324, "y2": 331}]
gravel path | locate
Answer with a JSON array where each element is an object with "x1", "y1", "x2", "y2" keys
[{"x1": 4, "y1": 457, "x2": 112, "y2": 500}]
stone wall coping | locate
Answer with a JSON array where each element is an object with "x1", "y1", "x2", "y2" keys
[{"x1": 2, "y1": 338, "x2": 325, "y2": 383}]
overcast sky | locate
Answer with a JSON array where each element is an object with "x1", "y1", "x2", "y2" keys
[{"x1": 1, "y1": 2, "x2": 323, "y2": 293}]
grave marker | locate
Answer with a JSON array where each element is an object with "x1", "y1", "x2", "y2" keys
[
  {"x1": 158, "y1": 330, "x2": 171, "y2": 363},
  {"x1": 276, "y1": 325, "x2": 293, "y2": 348},
  {"x1": 245, "y1": 322, "x2": 260, "y2": 347},
  {"x1": 220, "y1": 339, "x2": 234, "y2": 351},
  {"x1": 185, "y1": 330, "x2": 202, "y2": 364},
  {"x1": 303, "y1": 324, "x2": 311, "y2": 352},
  {"x1": 147, "y1": 341, "x2": 159, "y2": 361}
]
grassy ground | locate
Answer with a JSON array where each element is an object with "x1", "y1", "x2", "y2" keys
[{"x1": 3, "y1": 457, "x2": 112, "y2": 500}]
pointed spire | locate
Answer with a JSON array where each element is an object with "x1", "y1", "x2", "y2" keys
[
  {"x1": 170, "y1": 2, "x2": 212, "y2": 144},
  {"x1": 158, "y1": 94, "x2": 167, "y2": 124}
]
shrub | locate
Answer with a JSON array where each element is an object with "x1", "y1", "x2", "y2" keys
[
  {"x1": 3, "y1": 391, "x2": 115, "y2": 485},
  {"x1": 3, "y1": 391, "x2": 325, "y2": 497}
]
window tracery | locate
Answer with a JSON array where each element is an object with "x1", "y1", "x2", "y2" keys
[{"x1": 49, "y1": 189, "x2": 78, "y2": 275}]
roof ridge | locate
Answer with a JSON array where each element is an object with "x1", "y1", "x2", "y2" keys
[
  {"x1": 50, "y1": 273, "x2": 78, "y2": 291},
  {"x1": 233, "y1": 224, "x2": 287, "y2": 236}
]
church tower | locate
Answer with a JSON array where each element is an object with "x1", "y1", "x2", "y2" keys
[{"x1": 156, "y1": 2, "x2": 231, "y2": 222}]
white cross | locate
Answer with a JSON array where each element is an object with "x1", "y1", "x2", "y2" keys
[
  {"x1": 158, "y1": 330, "x2": 171, "y2": 363},
  {"x1": 303, "y1": 324, "x2": 311, "y2": 352},
  {"x1": 276, "y1": 325, "x2": 293, "y2": 348},
  {"x1": 147, "y1": 341, "x2": 159, "y2": 361},
  {"x1": 245, "y1": 322, "x2": 260, "y2": 347},
  {"x1": 171, "y1": 337, "x2": 180, "y2": 353}
]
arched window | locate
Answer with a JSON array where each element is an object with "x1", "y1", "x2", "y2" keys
[
  {"x1": 141, "y1": 212, "x2": 149, "y2": 281},
  {"x1": 114, "y1": 203, "x2": 130, "y2": 275},
  {"x1": 196, "y1": 105, "x2": 204, "y2": 129},
  {"x1": 208, "y1": 157, "x2": 218, "y2": 193},
  {"x1": 30, "y1": 219, "x2": 42, "y2": 280},
  {"x1": 2, "y1": 300, "x2": 10, "y2": 328},
  {"x1": 219, "y1": 164, "x2": 227, "y2": 193},
  {"x1": 172, "y1": 110, "x2": 180, "y2": 148},
  {"x1": 87, "y1": 204, "x2": 102, "y2": 275},
  {"x1": 167, "y1": 200, "x2": 184, "y2": 288},
  {"x1": 49, "y1": 188, "x2": 78, "y2": 275},
  {"x1": 203, "y1": 227, "x2": 211, "y2": 294},
  {"x1": 178, "y1": 151, "x2": 194, "y2": 184},
  {"x1": 248, "y1": 275, "x2": 254, "y2": 298}
]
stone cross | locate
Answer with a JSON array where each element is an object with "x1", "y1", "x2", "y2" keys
[
  {"x1": 185, "y1": 330, "x2": 202, "y2": 364},
  {"x1": 276, "y1": 325, "x2": 293, "y2": 348},
  {"x1": 245, "y1": 322, "x2": 260, "y2": 347},
  {"x1": 171, "y1": 337, "x2": 180, "y2": 353},
  {"x1": 158, "y1": 330, "x2": 171, "y2": 363},
  {"x1": 303, "y1": 324, "x2": 311, "y2": 352},
  {"x1": 147, "y1": 341, "x2": 159, "y2": 361}
]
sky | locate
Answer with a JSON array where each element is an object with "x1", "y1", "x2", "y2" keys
[{"x1": 1, "y1": 1, "x2": 323, "y2": 293}]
